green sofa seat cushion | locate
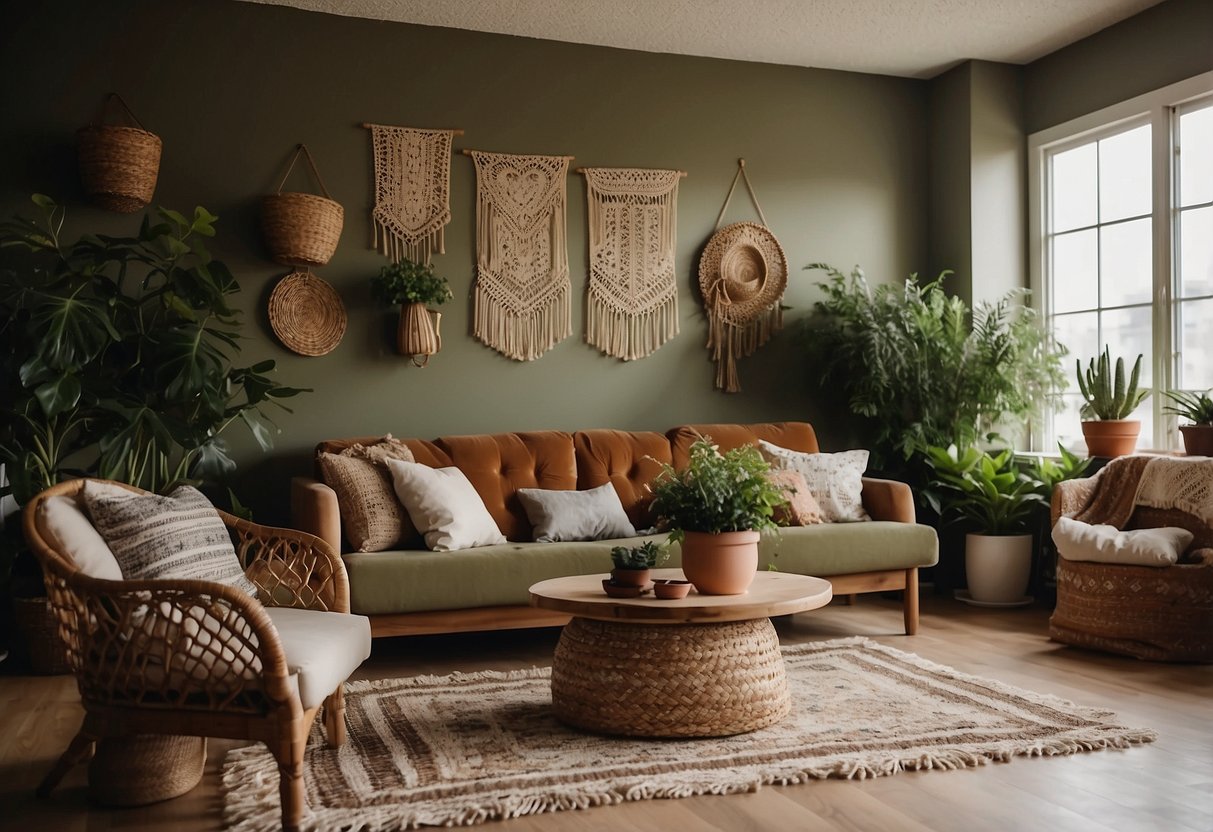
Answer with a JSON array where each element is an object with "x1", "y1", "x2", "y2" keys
[{"x1": 344, "y1": 522, "x2": 938, "y2": 615}]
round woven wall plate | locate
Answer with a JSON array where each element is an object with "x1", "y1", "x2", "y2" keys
[
  {"x1": 268, "y1": 270, "x2": 346, "y2": 356},
  {"x1": 698, "y1": 221, "x2": 787, "y2": 326}
]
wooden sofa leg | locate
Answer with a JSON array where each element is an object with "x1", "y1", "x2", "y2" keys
[
  {"x1": 37, "y1": 728, "x2": 97, "y2": 797},
  {"x1": 275, "y1": 728, "x2": 307, "y2": 832},
  {"x1": 323, "y1": 687, "x2": 347, "y2": 747},
  {"x1": 903, "y1": 568, "x2": 920, "y2": 635}
]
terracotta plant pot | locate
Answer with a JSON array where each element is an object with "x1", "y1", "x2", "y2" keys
[
  {"x1": 1179, "y1": 425, "x2": 1213, "y2": 457},
  {"x1": 609, "y1": 567, "x2": 650, "y2": 588},
  {"x1": 679, "y1": 530, "x2": 759, "y2": 595},
  {"x1": 965, "y1": 533, "x2": 1033, "y2": 604},
  {"x1": 1081, "y1": 419, "x2": 1140, "y2": 458},
  {"x1": 652, "y1": 579, "x2": 692, "y2": 600},
  {"x1": 397, "y1": 302, "x2": 442, "y2": 366}
]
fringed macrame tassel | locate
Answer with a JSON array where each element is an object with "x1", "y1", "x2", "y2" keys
[
  {"x1": 587, "y1": 292, "x2": 679, "y2": 362},
  {"x1": 708, "y1": 305, "x2": 783, "y2": 393},
  {"x1": 475, "y1": 279, "x2": 572, "y2": 362}
]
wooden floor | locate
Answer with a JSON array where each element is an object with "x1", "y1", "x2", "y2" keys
[{"x1": 1, "y1": 594, "x2": 1210, "y2": 831}]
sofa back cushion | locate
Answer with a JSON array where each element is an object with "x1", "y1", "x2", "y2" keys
[
  {"x1": 435, "y1": 431, "x2": 577, "y2": 541},
  {"x1": 667, "y1": 422, "x2": 819, "y2": 468},
  {"x1": 573, "y1": 430, "x2": 671, "y2": 528}
]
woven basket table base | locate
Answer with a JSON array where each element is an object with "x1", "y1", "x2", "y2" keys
[
  {"x1": 88, "y1": 734, "x2": 206, "y2": 806},
  {"x1": 551, "y1": 616, "x2": 790, "y2": 737}
]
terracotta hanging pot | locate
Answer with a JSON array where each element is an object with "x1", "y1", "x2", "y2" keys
[
  {"x1": 1081, "y1": 419, "x2": 1140, "y2": 458},
  {"x1": 679, "y1": 530, "x2": 759, "y2": 595},
  {"x1": 397, "y1": 302, "x2": 442, "y2": 366},
  {"x1": 1179, "y1": 425, "x2": 1213, "y2": 456}
]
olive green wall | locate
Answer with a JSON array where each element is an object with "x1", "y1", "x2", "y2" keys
[
  {"x1": 1023, "y1": 0, "x2": 1213, "y2": 134},
  {"x1": 0, "y1": 0, "x2": 928, "y2": 520}
]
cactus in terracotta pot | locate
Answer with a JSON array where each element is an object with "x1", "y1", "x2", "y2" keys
[{"x1": 1076, "y1": 348, "x2": 1149, "y2": 457}]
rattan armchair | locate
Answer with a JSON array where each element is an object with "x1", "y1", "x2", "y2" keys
[{"x1": 23, "y1": 478, "x2": 371, "y2": 831}]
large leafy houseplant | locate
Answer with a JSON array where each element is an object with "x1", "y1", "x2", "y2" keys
[
  {"x1": 0, "y1": 195, "x2": 307, "y2": 504},
  {"x1": 805, "y1": 264, "x2": 1066, "y2": 470},
  {"x1": 922, "y1": 445, "x2": 1047, "y2": 536}
]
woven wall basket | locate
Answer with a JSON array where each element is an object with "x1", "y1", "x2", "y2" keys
[
  {"x1": 268, "y1": 269, "x2": 347, "y2": 356},
  {"x1": 262, "y1": 144, "x2": 343, "y2": 267},
  {"x1": 77, "y1": 93, "x2": 161, "y2": 213}
]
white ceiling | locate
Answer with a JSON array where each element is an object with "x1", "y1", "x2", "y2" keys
[{"x1": 240, "y1": 0, "x2": 1166, "y2": 79}]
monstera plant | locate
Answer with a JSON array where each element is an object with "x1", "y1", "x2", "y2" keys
[{"x1": 0, "y1": 195, "x2": 307, "y2": 505}]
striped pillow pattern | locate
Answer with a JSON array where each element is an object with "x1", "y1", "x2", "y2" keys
[{"x1": 83, "y1": 482, "x2": 258, "y2": 597}]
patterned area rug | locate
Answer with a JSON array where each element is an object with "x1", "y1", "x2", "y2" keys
[{"x1": 222, "y1": 637, "x2": 1154, "y2": 830}]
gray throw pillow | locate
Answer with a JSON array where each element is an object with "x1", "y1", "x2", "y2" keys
[
  {"x1": 516, "y1": 483, "x2": 637, "y2": 543},
  {"x1": 82, "y1": 481, "x2": 258, "y2": 596}
]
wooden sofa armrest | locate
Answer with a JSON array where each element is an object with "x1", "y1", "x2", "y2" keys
[
  {"x1": 222, "y1": 512, "x2": 350, "y2": 614},
  {"x1": 861, "y1": 476, "x2": 916, "y2": 523},
  {"x1": 291, "y1": 476, "x2": 343, "y2": 555}
]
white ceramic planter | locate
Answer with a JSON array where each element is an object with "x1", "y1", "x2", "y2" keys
[{"x1": 964, "y1": 533, "x2": 1033, "y2": 603}]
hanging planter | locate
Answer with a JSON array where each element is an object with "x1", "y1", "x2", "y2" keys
[
  {"x1": 397, "y1": 302, "x2": 442, "y2": 367},
  {"x1": 261, "y1": 144, "x2": 344, "y2": 267},
  {"x1": 371, "y1": 258, "x2": 452, "y2": 366},
  {"x1": 77, "y1": 93, "x2": 162, "y2": 213}
]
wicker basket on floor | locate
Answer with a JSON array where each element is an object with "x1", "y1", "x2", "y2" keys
[
  {"x1": 11, "y1": 596, "x2": 71, "y2": 675},
  {"x1": 89, "y1": 735, "x2": 207, "y2": 806}
]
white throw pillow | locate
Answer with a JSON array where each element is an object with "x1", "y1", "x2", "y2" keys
[
  {"x1": 38, "y1": 494, "x2": 122, "y2": 580},
  {"x1": 384, "y1": 459, "x2": 507, "y2": 551},
  {"x1": 756, "y1": 441, "x2": 870, "y2": 522},
  {"x1": 516, "y1": 483, "x2": 637, "y2": 543},
  {"x1": 82, "y1": 482, "x2": 258, "y2": 596},
  {"x1": 1053, "y1": 516, "x2": 1193, "y2": 567}
]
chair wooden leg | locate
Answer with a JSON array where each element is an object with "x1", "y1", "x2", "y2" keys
[
  {"x1": 844, "y1": 594, "x2": 857, "y2": 606},
  {"x1": 903, "y1": 568, "x2": 920, "y2": 635},
  {"x1": 323, "y1": 687, "x2": 346, "y2": 747},
  {"x1": 37, "y1": 728, "x2": 97, "y2": 797},
  {"x1": 275, "y1": 728, "x2": 307, "y2": 832}
]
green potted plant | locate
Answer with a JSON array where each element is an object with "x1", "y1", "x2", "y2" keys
[
  {"x1": 0, "y1": 195, "x2": 306, "y2": 668},
  {"x1": 648, "y1": 437, "x2": 785, "y2": 595},
  {"x1": 607, "y1": 540, "x2": 668, "y2": 588},
  {"x1": 1076, "y1": 347, "x2": 1149, "y2": 457},
  {"x1": 923, "y1": 445, "x2": 1049, "y2": 604},
  {"x1": 1162, "y1": 388, "x2": 1213, "y2": 456},
  {"x1": 370, "y1": 257, "x2": 452, "y2": 366}
]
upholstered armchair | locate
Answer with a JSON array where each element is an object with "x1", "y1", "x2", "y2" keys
[{"x1": 23, "y1": 478, "x2": 372, "y2": 831}]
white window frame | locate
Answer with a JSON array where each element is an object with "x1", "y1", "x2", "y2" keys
[{"x1": 1028, "y1": 71, "x2": 1213, "y2": 452}]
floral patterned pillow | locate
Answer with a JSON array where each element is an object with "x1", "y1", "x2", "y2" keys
[{"x1": 757, "y1": 441, "x2": 870, "y2": 522}]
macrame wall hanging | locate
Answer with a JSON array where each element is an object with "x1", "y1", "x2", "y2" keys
[
  {"x1": 580, "y1": 167, "x2": 685, "y2": 361},
  {"x1": 464, "y1": 149, "x2": 573, "y2": 361},
  {"x1": 698, "y1": 159, "x2": 787, "y2": 393},
  {"x1": 365, "y1": 123, "x2": 461, "y2": 263}
]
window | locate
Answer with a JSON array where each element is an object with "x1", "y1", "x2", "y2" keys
[{"x1": 1030, "y1": 73, "x2": 1213, "y2": 452}]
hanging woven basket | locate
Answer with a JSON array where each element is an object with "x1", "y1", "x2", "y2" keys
[
  {"x1": 261, "y1": 143, "x2": 344, "y2": 267},
  {"x1": 77, "y1": 93, "x2": 162, "y2": 213}
]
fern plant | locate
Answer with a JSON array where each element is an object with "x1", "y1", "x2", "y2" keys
[
  {"x1": 1076, "y1": 348, "x2": 1148, "y2": 420},
  {"x1": 804, "y1": 264, "x2": 1066, "y2": 468}
]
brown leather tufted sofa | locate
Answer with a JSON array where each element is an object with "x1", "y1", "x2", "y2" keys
[{"x1": 291, "y1": 422, "x2": 937, "y2": 638}]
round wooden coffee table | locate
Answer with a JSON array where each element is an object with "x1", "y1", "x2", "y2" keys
[{"x1": 529, "y1": 569, "x2": 832, "y2": 738}]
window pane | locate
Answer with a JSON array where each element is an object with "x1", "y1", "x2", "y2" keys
[
  {"x1": 1052, "y1": 311, "x2": 1098, "y2": 394},
  {"x1": 1179, "y1": 104, "x2": 1213, "y2": 208},
  {"x1": 1098, "y1": 125, "x2": 1151, "y2": 222},
  {"x1": 1056, "y1": 393, "x2": 1085, "y2": 453},
  {"x1": 1100, "y1": 219, "x2": 1152, "y2": 307},
  {"x1": 1179, "y1": 206, "x2": 1213, "y2": 299},
  {"x1": 1101, "y1": 305, "x2": 1153, "y2": 388},
  {"x1": 1051, "y1": 143, "x2": 1097, "y2": 232},
  {"x1": 1178, "y1": 298, "x2": 1213, "y2": 389},
  {"x1": 1051, "y1": 229, "x2": 1098, "y2": 313}
]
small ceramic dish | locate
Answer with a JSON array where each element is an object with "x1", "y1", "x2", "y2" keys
[
  {"x1": 602, "y1": 579, "x2": 644, "y2": 598},
  {"x1": 652, "y1": 579, "x2": 692, "y2": 599}
]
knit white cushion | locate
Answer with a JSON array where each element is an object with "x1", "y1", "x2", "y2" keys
[
  {"x1": 384, "y1": 459, "x2": 507, "y2": 551},
  {"x1": 82, "y1": 482, "x2": 257, "y2": 596},
  {"x1": 38, "y1": 494, "x2": 122, "y2": 580},
  {"x1": 756, "y1": 441, "x2": 870, "y2": 522},
  {"x1": 1053, "y1": 516, "x2": 1193, "y2": 567}
]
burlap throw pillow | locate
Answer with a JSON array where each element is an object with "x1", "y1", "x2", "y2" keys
[
  {"x1": 318, "y1": 435, "x2": 417, "y2": 552},
  {"x1": 766, "y1": 469, "x2": 825, "y2": 526},
  {"x1": 757, "y1": 441, "x2": 870, "y2": 522}
]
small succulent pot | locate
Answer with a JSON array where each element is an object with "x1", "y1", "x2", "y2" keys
[
  {"x1": 652, "y1": 579, "x2": 692, "y2": 600},
  {"x1": 609, "y1": 567, "x2": 650, "y2": 588},
  {"x1": 602, "y1": 579, "x2": 643, "y2": 598}
]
